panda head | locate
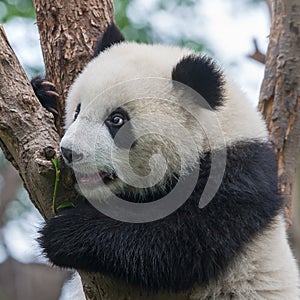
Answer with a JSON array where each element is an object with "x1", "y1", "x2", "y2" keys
[{"x1": 60, "y1": 23, "x2": 266, "y2": 205}]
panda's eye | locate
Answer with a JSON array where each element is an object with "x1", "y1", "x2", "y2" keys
[
  {"x1": 105, "y1": 108, "x2": 132, "y2": 145},
  {"x1": 108, "y1": 113, "x2": 125, "y2": 127},
  {"x1": 111, "y1": 114, "x2": 124, "y2": 126},
  {"x1": 105, "y1": 108, "x2": 129, "y2": 133},
  {"x1": 74, "y1": 103, "x2": 81, "y2": 121}
]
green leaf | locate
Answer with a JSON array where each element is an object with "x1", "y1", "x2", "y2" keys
[
  {"x1": 51, "y1": 157, "x2": 60, "y2": 214},
  {"x1": 52, "y1": 158, "x2": 59, "y2": 169},
  {"x1": 57, "y1": 202, "x2": 76, "y2": 210}
]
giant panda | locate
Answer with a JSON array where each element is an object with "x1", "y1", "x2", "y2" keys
[{"x1": 32, "y1": 23, "x2": 300, "y2": 299}]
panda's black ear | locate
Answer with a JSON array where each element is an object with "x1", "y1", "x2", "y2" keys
[
  {"x1": 172, "y1": 55, "x2": 225, "y2": 109},
  {"x1": 93, "y1": 22, "x2": 125, "y2": 58}
]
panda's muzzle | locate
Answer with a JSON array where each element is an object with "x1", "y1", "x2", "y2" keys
[
  {"x1": 61, "y1": 147, "x2": 117, "y2": 186},
  {"x1": 75, "y1": 170, "x2": 117, "y2": 186}
]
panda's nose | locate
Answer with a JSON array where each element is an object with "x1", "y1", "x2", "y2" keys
[{"x1": 61, "y1": 147, "x2": 83, "y2": 164}]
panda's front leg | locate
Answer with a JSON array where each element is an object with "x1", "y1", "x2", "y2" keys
[{"x1": 31, "y1": 76, "x2": 59, "y2": 118}]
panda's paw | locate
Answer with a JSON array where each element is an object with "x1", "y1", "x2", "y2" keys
[{"x1": 31, "y1": 76, "x2": 59, "y2": 116}]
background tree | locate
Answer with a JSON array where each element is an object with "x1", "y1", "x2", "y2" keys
[
  {"x1": 0, "y1": 0, "x2": 299, "y2": 299},
  {"x1": 259, "y1": 0, "x2": 300, "y2": 223},
  {"x1": 259, "y1": 0, "x2": 300, "y2": 260}
]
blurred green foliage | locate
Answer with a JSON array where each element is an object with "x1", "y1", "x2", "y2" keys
[
  {"x1": 0, "y1": 0, "x2": 202, "y2": 45},
  {"x1": 115, "y1": 0, "x2": 207, "y2": 50},
  {"x1": 114, "y1": 0, "x2": 153, "y2": 43},
  {"x1": 0, "y1": 0, "x2": 34, "y2": 22},
  {"x1": 0, "y1": 0, "x2": 264, "y2": 50}
]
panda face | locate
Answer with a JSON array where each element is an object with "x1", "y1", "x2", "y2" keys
[
  {"x1": 60, "y1": 37, "x2": 267, "y2": 203},
  {"x1": 58, "y1": 40, "x2": 208, "y2": 201},
  {"x1": 60, "y1": 81, "x2": 204, "y2": 201}
]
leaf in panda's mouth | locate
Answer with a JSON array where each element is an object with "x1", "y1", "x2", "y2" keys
[{"x1": 76, "y1": 171, "x2": 117, "y2": 186}]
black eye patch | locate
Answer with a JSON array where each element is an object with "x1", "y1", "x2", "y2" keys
[
  {"x1": 74, "y1": 103, "x2": 81, "y2": 121},
  {"x1": 105, "y1": 108, "x2": 134, "y2": 148}
]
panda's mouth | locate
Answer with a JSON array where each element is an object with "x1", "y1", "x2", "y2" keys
[{"x1": 75, "y1": 171, "x2": 117, "y2": 186}]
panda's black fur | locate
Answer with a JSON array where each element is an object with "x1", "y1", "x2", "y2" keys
[
  {"x1": 32, "y1": 23, "x2": 299, "y2": 297},
  {"x1": 93, "y1": 22, "x2": 125, "y2": 57},
  {"x1": 172, "y1": 55, "x2": 225, "y2": 109}
]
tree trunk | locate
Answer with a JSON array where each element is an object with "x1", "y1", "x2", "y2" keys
[
  {"x1": 33, "y1": 0, "x2": 114, "y2": 136},
  {"x1": 0, "y1": 25, "x2": 60, "y2": 219},
  {"x1": 259, "y1": 0, "x2": 300, "y2": 225}
]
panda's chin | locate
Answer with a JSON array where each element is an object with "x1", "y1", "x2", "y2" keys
[{"x1": 74, "y1": 170, "x2": 120, "y2": 198}]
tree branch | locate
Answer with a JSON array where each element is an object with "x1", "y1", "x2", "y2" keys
[
  {"x1": 247, "y1": 38, "x2": 266, "y2": 64},
  {"x1": 0, "y1": 25, "x2": 61, "y2": 219}
]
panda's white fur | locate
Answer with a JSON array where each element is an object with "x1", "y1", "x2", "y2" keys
[
  {"x1": 61, "y1": 42, "x2": 269, "y2": 202},
  {"x1": 38, "y1": 24, "x2": 300, "y2": 299},
  {"x1": 64, "y1": 42, "x2": 267, "y2": 144},
  {"x1": 191, "y1": 215, "x2": 300, "y2": 299}
]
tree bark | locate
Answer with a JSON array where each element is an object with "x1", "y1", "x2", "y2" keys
[
  {"x1": 33, "y1": 0, "x2": 114, "y2": 136},
  {"x1": 0, "y1": 25, "x2": 60, "y2": 219},
  {"x1": 259, "y1": 0, "x2": 300, "y2": 224}
]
